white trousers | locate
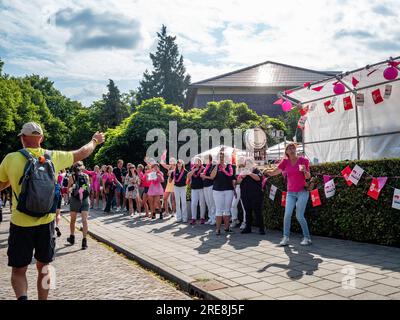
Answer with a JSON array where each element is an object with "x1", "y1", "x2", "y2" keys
[
  {"x1": 191, "y1": 189, "x2": 206, "y2": 220},
  {"x1": 203, "y1": 185, "x2": 216, "y2": 221},
  {"x1": 213, "y1": 190, "x2": 234, "y2": 217},
  {"x1": 174, "y1": 186, "x2": 187, "y2": 222}
]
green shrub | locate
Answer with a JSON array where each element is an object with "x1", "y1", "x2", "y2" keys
[{"x1": 263, "y1": 158, "x2": 400, "y2": 247}]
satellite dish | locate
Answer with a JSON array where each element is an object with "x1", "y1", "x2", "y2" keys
[{"x1": 245, "y1": 128, "x2": 267, "y2": 149}]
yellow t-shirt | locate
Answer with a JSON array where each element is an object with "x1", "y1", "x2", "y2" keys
[{"x1": 0, "y1": 148, "x2": 74, "y2": 227}]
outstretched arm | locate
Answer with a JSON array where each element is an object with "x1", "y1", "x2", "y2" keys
[{"x1": 73, "y1": 132, "x2": 105, "y2": 163}]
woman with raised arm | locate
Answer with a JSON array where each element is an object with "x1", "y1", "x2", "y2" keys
[
  {"x1": 210, "y1": 148, "x2": 237, "y2": 235},
  {"x1": 265, "y1": 143, "x2": 312, "y2": 246},
  {"x1": 160, "y1": 157, "x2": 177, "y2": 217}
]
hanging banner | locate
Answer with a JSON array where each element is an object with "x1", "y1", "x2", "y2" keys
[
  {"x1": 341, "y1": 166, "x2": 353, "y2": 186},
  {"x1": 356, "y1": 93, "x2": 364, "y2": 106},
  {"x1": 281, "y1": 191, "x2": 287, "y2": 207},
  {"x1": 324, "y1": 179, "x2": 336, "y2": 198},
  {"x1": 384, "y1": 85, "x2": 392, "y2": 99},
  {"x1": 349, "y1": 165, "x2": 364, "y2": 185},
  {"x1": 392, "y1": 189, "x2": 400, "y2": 210},
  {"x1": 343, "y1": 96, "x2": 354, "y2": 111},
  {"x1": 297, "y1": 116, "x2": 307, "y2": 129},
  {"x1": 367, "y1": 177, "x2": 388, "y2": 200},
  {"x1": 324, "y1": 100, "x2": 335, "y2": 114},
  {"x1": 372, "y1": 88, "x2": 384, "y2": 104},
  {"x1": 311, "y1": 189, "x2": 321, "y2": 207},
  {"x1": 269, "y1": 185, "x2": 277, "y2": 201}
]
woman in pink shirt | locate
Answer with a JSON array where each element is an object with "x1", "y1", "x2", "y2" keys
[
  {"x1": 84, "y1": 165, "x2": 101, "y2": 210},
  {"x1": 265, "y1": 143, "x2": 312, "y2": 246},
  {"x1": 102, "y1": 165, "x2": 123, "y2": 213},
  {"x1": 147, "y1": 163, "x2": 164, "y2": 220}
]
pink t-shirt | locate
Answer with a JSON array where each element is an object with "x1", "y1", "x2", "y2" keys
[{"x1": 278, "y1": 157, "x2": 310, "y2": 192}]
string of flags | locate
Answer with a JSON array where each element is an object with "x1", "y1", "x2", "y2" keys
[{"x1": 266, "y1": 164, "x2": 400, "y2": 211}]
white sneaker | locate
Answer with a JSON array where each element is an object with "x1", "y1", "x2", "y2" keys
[
  {"x1": 239, "y1": 222, "x2": 246, "y2": 230},
  {"x1": 116, "y1": 207, "x2": 121, "y2": 212},
  {"x1": 300, "y1": 238, "x2": 312, "y2": 246},
  {"x1": 210, "y1": 219, "x2": 216, "y2": 226},
  {"x1": 205, "y1": 219, "x2": 211, "y2": 224},
  {"x1": 279, "y1": 237, "x2": 290, "y2": 246}
]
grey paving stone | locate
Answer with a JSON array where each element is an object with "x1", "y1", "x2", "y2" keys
[
  {"x1": 309, "y1": 279, "x2": 342, "y2": 290},
  {"x1": 230, "y1": 275, "x2": 260, "y2": 285},
  {"x1": 292, "y1": 287, "x2": 328, "y2": 298},
  {"x1": 350, "y1": 292, "x2": 391, "y2": 300},
  {"x1": 328, "y1": 287, "x2": 365, "y2": 298},
  {"x1": 364, "y1": 284, "x2": 400, "y2": 296}
]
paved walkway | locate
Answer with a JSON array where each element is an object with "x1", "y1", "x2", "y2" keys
[
  {"x1": 0, "y1": 208, "x2": 190, "y2": 300},
  {"x1": 82, "y1": 208, "x2": 400, "y2": 300}
]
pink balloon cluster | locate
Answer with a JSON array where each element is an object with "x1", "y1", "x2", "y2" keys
[
  {"x1": 383, "y1": 66, "x2": 398, "y2": 80},
  {"x1": 333, "y1": 83, "x2": 346, "y2": 95}
]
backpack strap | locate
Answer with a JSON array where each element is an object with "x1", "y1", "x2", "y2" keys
[
  {"x1": 44, "y1": 150, "x2": 52, "y2": 161},
  {"x1": 18, "y1": 149, "x2": 35, "y2": 185}
]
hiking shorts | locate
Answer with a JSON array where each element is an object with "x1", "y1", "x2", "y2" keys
[
  {"x1": 8, "y1": 221, "x2": 56, "y2": 268},
  {"x1": 69, "y1": 197, "x2": 90, "y2": 213}
]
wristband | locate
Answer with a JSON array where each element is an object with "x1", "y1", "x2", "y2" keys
[{"x1": 92, "y1": 137, "x2": 99, "y2": 145}]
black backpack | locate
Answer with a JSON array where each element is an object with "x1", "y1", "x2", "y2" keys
[
  {"x1": 72, "y1": 173, "x2": 90, "y2": 200},
  {"x1": 62, "y1": 175, "x2": 69, "y2": 187},
  {"x1": 16, "y1": 149, "x2": 58, "y2": 217}
]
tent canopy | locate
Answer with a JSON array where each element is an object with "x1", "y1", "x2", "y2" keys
[{"x1": 278, "y1": 56, "x2": 400, "y2": 163}]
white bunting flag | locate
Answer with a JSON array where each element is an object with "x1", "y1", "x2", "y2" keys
[
  {"x1": 324, "y1": 179, "x2": 336, "y2": 198},
  {"x1": 269, "y1": 185, "x2": 277, "y2": 201},
  {"x1": 349, "y1": 165, "x2": 364, "y2": 185},
  {"x1": 392, "y1": 189, "x2": 400, "y2": 210}
]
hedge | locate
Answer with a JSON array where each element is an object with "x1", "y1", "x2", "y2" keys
[{"x1": 263, "y1": 158, "x2": 400, "y2": 247}]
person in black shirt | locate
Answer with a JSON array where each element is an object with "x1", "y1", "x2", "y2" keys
[
  {"x1": 113, "y1": 159, "x2": 127, "y2": 212},
  {"x1": 173, "y1": 159, "x2": 188, "y2": 222},
  {"x1": 200, "y1": 154, "x2": 216, "y2": 225},
  {"x1": 237, "y1": 158, "x2": 265, "y2": 235},
  {"x1": 187, "y1": 157, "x2": 206, "y2": 225},
  {"x1": 210, "y1": 148, "x2": 237, "y2": 235}
]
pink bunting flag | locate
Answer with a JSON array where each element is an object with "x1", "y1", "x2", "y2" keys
[
  {"x1": 367, "y1": 177, "x2": 388, "y2": 200},
  {"x1": 352, "y1": 77, "x2": 359, "y2": 87},
  {"x1": 323, "y1": 175, "x2": 332, "y2": 184},
  {"x1": 273, "y1": 98, "x2": 284, "y2": 105},
  {"x1": 312, "y1": 85, "x2": 324, "y2": 92},
  {"x1": 284, "y1": 90, "x2": 294, "y2": 95}
]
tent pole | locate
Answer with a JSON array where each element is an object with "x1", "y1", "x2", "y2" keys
[{"x1": 354, "y1": 93, "x2": 361, "y2": 160}]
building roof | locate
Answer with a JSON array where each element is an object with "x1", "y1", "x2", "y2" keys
[{"x1": 190, "y1": 61, "x2": 339, "y2": 88}]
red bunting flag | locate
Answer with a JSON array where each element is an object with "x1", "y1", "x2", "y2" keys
[
  {"x1": 311, "y1": 189, "x2": 321, "y2": 207},
  {"x1": 285, "y1": 90, "x2": 294, "y2": 95},
  {"x1": 297, "y1": 116, "x2": 307, "y2": 129},
  {"x1": 281, "y1": 191, "x2": 287, "y2": 207},
  {"x1": 389, "y1": 61, "x2": 400, "y2": 67},
  {"x1": 299, "y1": 105, "x2": 309, "y2": 116},
  {"x1": 303, "y1": 82, "x2": 311, "y2": 88},
  {"x1": 323, "y1": 175, "x2": 332, "y2": 184},
  {"x1": 343, "y1": 96, "x2": 353, "y2": 110},
  {"x1": 372, "y1": 89, "x2": 384, "y2": 104},
  {"x1": 367, "y1": 177, "x2": 388, "y2": 200},
  {"x1": 273, "y1": 98, "x2": 283, "y2": 105},
  {"x1": 324, "y1": 100, "x2": 335, "y2": 113},
  {"x1": 341, "y1": 166, "x2": 353, "y2": 186},
  {"x1": 352, "y1": 77, "x2": 359, "y2": 87},
  {"x1": 312, "y1": 85, "x2": 324, "y2": 92}
]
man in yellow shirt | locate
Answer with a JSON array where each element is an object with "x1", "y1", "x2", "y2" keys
[{"x1": 0, "y1": 122, "x2": 105, "y2": 300}]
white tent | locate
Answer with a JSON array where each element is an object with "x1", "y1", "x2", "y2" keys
[
  {"x1": 279, "y1": 56, "x2": 400, "y2": 163},
  {"x1": 267, "y1": 141, "x2": 304, "y2": 161},
  {"x1": 192, "y1": 145, "x2": 248, "y2": 164}
]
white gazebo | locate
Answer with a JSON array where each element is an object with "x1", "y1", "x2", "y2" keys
[
  {"x1": 266, "y1": 141, "x2": 304, "y2": 161},
  {"x1": 279, "y1": 56, "x2": 400, "y2": 164},
  {"x1": 192, "y1": 145, "x2": 248, "y2": 164}
]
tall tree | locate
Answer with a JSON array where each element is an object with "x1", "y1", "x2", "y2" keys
[
  {"x1": 94, "y1": 79, "x2": 130, "y2": 131},
  {"x1": 137, "y1": 25, "x2": 191, "y2": 106},
  {"x1": 0, "y1": 58, "x2": 4, "y2": 76}
]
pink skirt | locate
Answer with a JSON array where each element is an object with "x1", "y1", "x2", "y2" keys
[{"x1": 148, "y1": 183, "x2": 164, "y2": 196}]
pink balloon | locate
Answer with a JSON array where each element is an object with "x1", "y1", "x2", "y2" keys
[
  {"x1": 333, "y1": 83, "x2": 346, "y2": 95},
  {"x1": 383, "y1": 66, "x2": 398, "y2": 80},
  {"x1": 282, "y1": 101, "x2": 292, "y2": 112}
]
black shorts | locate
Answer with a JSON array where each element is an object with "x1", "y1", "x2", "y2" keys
[
  {"x1": 143, "y1": 187, "x2": 149, "y2": 194},
  {"x1": 7, "y1": 221, "x2": 56, "y2": 268}
]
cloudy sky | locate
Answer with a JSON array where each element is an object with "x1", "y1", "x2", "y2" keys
[{"x1": 1, "y1": 0, "x2": 399, "y2": 106}]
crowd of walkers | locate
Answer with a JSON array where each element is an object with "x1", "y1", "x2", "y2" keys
[{"x1": 0, "y1": 121, "x2": 313, "y2": 301}]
